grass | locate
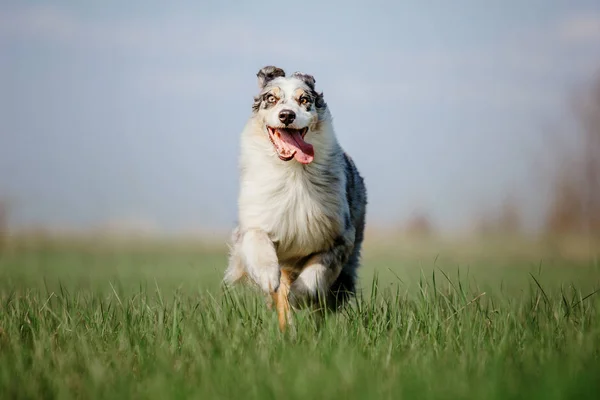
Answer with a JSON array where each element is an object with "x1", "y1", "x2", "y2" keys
[{"x1": 1, "y1": 238, "x2": 600, "y2": 399}]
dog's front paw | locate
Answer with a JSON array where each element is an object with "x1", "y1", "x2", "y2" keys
[{"x1": 249, "y1": 264, "x2": 281, "y2": 293}]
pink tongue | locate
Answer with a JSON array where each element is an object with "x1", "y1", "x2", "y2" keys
[{"x1": 276, "y1": 129, "x2": 314, "y2": 164}]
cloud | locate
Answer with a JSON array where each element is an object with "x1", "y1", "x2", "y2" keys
[
  {"x1": 132, "y1": 68, "x2": 246, "y2": 97},
  {"x1": 3, "y1": 4, "x2": 599, "y2": 114},
  {"x1": 0, "y1": 4, "x2": 339, "y2": 98},
  {"x1": 558, "y1": 12, "x2": 600, "y2": 44},
  {"x1": 0, "y1": 4, "x2": 332, "y2": 60},
  {"x1": 0, "y1": 4, "x2": 79, "y2": 41}
]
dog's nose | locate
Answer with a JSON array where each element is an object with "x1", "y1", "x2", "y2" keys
[{"x1": 278, "y1": 110, "x2": 296, "y2": 125}]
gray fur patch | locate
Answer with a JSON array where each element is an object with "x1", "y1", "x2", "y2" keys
[
  {"x1": 326, "y1": 152, "x2": 367, "y2": 308},
  {"x1": 313, "y1": 91, "x2": 326, "y2": 110},
  {"x1": 252, "y1": 96, "x2": 262, "y2": 113}
]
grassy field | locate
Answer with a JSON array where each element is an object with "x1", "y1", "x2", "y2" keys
[{"x1": 1, "y1": 236, "x2": 599, "y2": 399}]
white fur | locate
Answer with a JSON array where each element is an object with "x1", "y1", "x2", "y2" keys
[
  {"x1": 225, "y1": 75, "x2": 351, "y2": 293},
  {"x1": 238, "y1": 118, "x2": 346, "y2": 260}
]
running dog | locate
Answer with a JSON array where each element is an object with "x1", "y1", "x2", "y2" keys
[{"x1": 224, "y1": 66, "x2": 367, "y2": 330}]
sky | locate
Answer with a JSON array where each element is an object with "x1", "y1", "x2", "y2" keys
[{"x1": 1, "y1": 0, "x2": 600, "y2": 235}]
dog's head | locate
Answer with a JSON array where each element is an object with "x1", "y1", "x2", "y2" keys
[{"x1": 251, "y1": 66, "x2": 328, "y2": 165}]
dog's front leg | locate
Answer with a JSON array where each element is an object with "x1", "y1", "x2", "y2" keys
[
  {"x1": 226, "y1": 228, "x2": 291, "y2": 331},
  {"x1": 238, "y1": 228, "x2": 281, "y2": 294},
  {"x1": 290, "y1": 226, "x2": 356, "y2": 307}
]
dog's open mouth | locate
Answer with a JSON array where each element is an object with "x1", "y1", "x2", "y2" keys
[{"x1": 267, "y1": 126, "x2": 314, "y2": 164}]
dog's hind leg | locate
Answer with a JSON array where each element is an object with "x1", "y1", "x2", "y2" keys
[
  {"x1": 289, "y1": 254, "x2": 341, "y2": 309},
  {"x1": 290, "y1": 227, "x2": 356, "y2": 309}
]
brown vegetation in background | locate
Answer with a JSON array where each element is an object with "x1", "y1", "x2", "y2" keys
[
  {"x1": 475, "y1": 197, "x2": 523, "y2": 236},
  {"x1": 402, "y1": 211, "x2": 435, "y2": 237},
  {"x1": 545, "y1": 70, "x2": 600, "y2": 235}
]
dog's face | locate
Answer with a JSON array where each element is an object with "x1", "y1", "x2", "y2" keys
[{"x1": 251, "y1": 66, "x2": 327, "y2": 165}]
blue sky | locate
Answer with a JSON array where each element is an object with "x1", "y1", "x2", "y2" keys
[{"x1": 1, "y1": 1, "x2": 600, "y2": 234}]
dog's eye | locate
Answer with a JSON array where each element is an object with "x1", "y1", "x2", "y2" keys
[
  {"x1": 266, "y1": 95, "x2": 277, "y2": 103},
  {"x1": 299, "y1": 96, "x2": 309, "y2": 105}
]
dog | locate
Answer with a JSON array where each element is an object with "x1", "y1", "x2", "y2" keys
[{"x1": 223, "y1": 66, "x2": 367, "y2": 330}]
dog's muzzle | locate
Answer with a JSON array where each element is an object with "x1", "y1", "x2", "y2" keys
[{"x1": 267, "y1": 126, "x2": 314, "y2": 164}]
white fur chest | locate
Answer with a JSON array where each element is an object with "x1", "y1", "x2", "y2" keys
[{"x1": 238, "y1": 154, "x2": 346, "y2": 261}]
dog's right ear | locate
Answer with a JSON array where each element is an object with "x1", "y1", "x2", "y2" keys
[{"x1": 257, "y1": 66, "x2": 285, "y2": 89}]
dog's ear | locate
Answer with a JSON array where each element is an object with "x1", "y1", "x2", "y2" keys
[
  {"x1": 291, "y1": 72, "x2": 316, "y2": 90},
  {"x1": 257, "y1": 66, "x2": 285, "y2": 89}
]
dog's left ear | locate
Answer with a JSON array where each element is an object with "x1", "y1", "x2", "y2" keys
[
  {"x1": 257, "y1": 66, "x2": 285, "y2": 89},
  {"x1": 291, "y1": 72, "x2": 316, "y2": 90}
]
